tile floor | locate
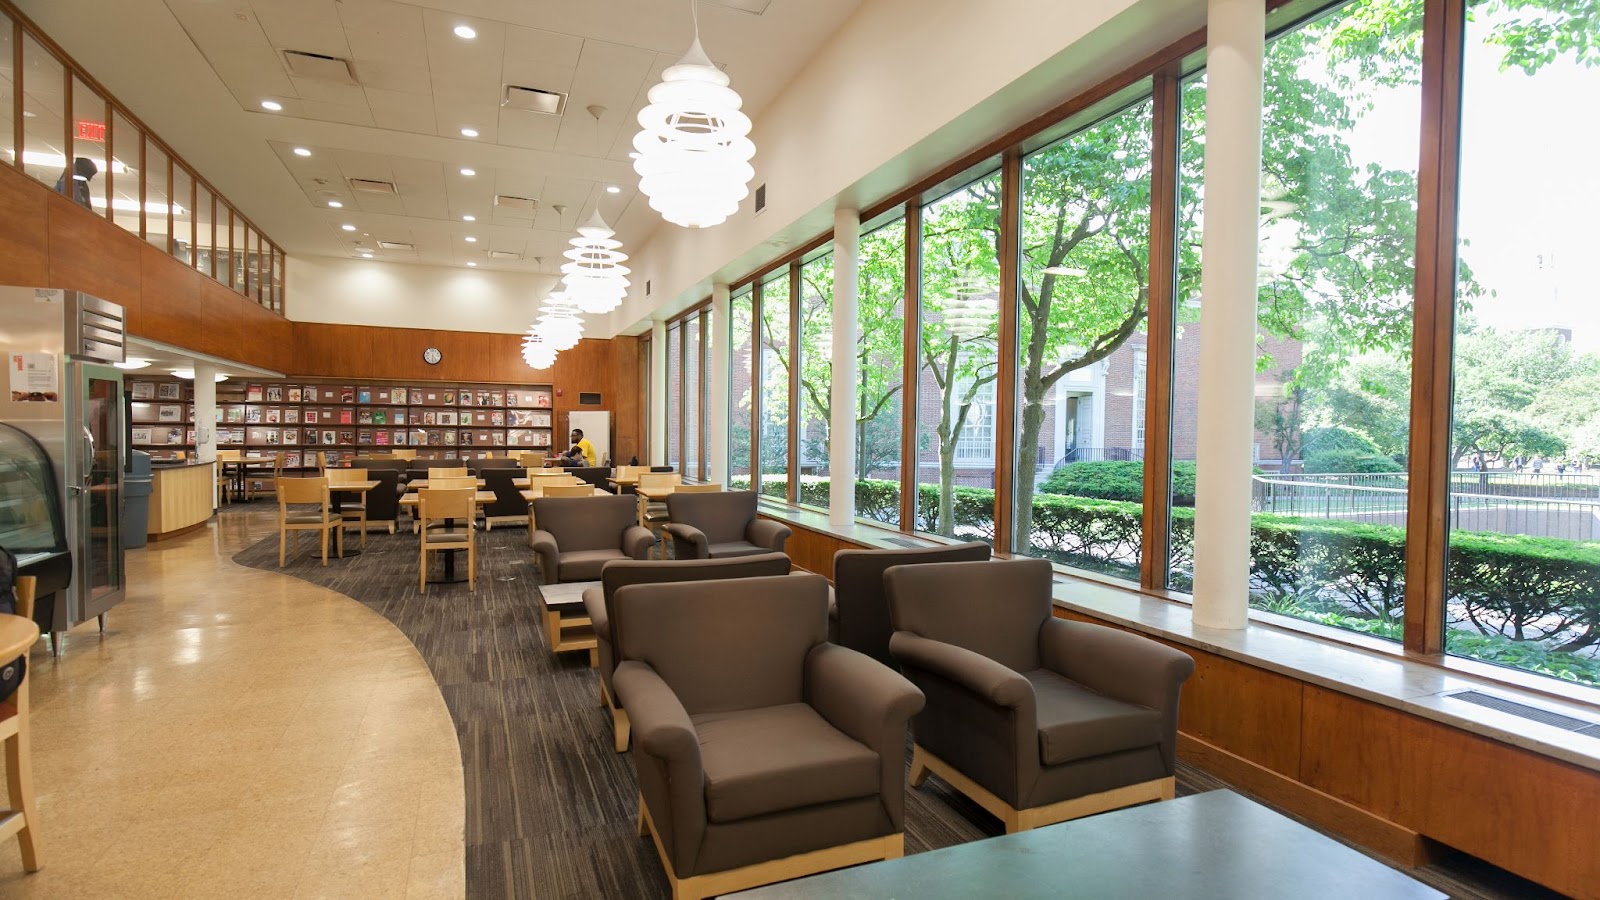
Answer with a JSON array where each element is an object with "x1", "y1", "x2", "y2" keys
[{"x1": 0, "y1": 513, "x2": 466, "y2": 899}]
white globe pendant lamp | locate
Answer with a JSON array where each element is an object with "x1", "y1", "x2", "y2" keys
[
  {"x1": 560, "y1": 209, "x2": 631, "y2": 315},
  {"x1": 632, "y1": 2, "x2": 755, "y2": 229},
  {"x1": 537, "y1": 290, "x2": 585, "y2": 351},
  {"x1": 521, "y1": 325, "x2": 557, "y2": 370}
]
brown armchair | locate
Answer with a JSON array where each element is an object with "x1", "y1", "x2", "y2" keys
[
  {"x1": 831, "y1": 541, "x2": 991, "y2": 664},
  {"x1": 663, "y1": 490, "x2": 791, "y2": 560},
  {"x1": 885, "y1": 558, "x2": 1194, "y2": 834},
  {"x1": 612, "y1": 574, "x2": 923, "y2": 900},
  {"x1": 583, "y1": 553, "x2": 793, "y2": 752},
  {"x1": 530, "y1": 494, "x2": 654, "y2": 583}
]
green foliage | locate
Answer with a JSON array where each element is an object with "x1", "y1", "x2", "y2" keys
[
  {"x1": 1301, "y1": 450, "x2": 1404, "y2": 474},
  {"x1": 1301, "y1": 426, "x2": 1380, "y2": 457},
  {"x1": 1039, "y1": 461, "x2": 1198, "y2": 506}
]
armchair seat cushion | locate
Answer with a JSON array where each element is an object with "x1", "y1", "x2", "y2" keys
[
  {"x1": 1027, "y1": 669, "x2": 1163, "y2": 766},
  {"x1": 706, "y1": 541, "x2": 771, "y2": 560},
  {"x1": 693, "y1": 703, "x2": 879, "y2": 823},
  {"x1": 560, "y1": 549, "x2": 632, "y2": 581}
]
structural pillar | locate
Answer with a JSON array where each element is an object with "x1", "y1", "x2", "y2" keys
[
  {"x1": 829, "y1": 208, "x2": 860, "y2": 528},
  {"x1": 708, "y1": 283, "x2": 731, "y2": 485},
  {"x1": 650, "y1": 318, "x2": 668, "y2": 466},
  {"x1": 1191, "y1": 0, "x2": 1264, "y2": 630},
  {"x1": 192, "y1": 362, "x2": 218, "y2": 508}
]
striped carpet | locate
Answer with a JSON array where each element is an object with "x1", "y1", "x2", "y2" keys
[{"x1": 228, "y1": 507, "x2": 1557, "y2": 900}]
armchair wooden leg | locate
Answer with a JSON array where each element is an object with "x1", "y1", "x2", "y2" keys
[
  {"x1": 319, "y1": 529, "x2": 329, "y2": 567},
  {"x1": 637, "y1": 796, "x2": 650, "y2": 838},
  {"x1": 908, "y1": 744, "x2": 931, "y2": 788},
  {"x1": 612, "y1": 707, "x2": 630, "y2": 753}
]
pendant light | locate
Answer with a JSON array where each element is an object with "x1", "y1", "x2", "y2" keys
[
  {"x1": 522, "y1": 326, "x2": 557, "y2": 370},
  {"x1": 560, "y1": 208, "x2": 631, "y2": 315},
  {"x1": 537, "y1": 290, "x2": 585, "y2": 351},
  {"x1": 632, "y1": 0, "x2": 755, "y2": 228}
]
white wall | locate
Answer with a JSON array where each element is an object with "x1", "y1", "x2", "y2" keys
[
  {"x1": 605, "y1": 0, "x2": 1205, "y2": 337},
  {"x1": 286, "y1": 255, "x2": 556, "y2": 335}
]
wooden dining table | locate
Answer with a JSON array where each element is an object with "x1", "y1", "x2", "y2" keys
[
  {"x1": 633, "y1": 484, "x2": 677, "y2": 528},
  {"x1": 324, "y1": 480, "x2": 379, "y2": 554},
  {"x1": 407, "y1": 477, "x2": 530, "y2": 491},
  {"x1": 221, "y1": 455, "x2": 277, "y2": 501}
]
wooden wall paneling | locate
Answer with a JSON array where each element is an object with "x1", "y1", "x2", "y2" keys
[
  {"x1": 47, "y1": 193, "x2": 142, "y2": 310},
  {"x1": 769, "y1": 520, "x2": 857, "y2": 579},
  {"x1": 236, "y1": 296, "x2": 292, "y2": 373},
  {"x1": 1140, "y1": 64, "x2": 1181, "y2": 590},
  {"x1": 0, "y1": 165, "x2": 49, "y2": 285},
  {"x1": 611, "y1": 334, "x2": 643, "y2": 465},
  {"x1": 138, "y1": 242, "x2": 202, "y2": 349},
  {"x1": 1301, "y1": 686, "x2": 1600, "y2": 897}
]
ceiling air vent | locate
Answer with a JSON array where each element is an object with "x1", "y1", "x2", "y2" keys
[
  {"x1": 349, "y1": 178, "x2": 397, "y2": 194},
  {"x1": 495, "y1": 194, "x2": 539, "y2": 210},
  {"x1": 503, "y1": 85, "x2": 567, "y2": 115},
  {"x1": 377, "y1": 241, "x2": 414, "y2": 252},
  {"x1": 282, "y1": 50, "x2": 359, "y2": 85},
  {"x1": 753, "y1": 182, "x2": 767, "y2": 215},
  {"x1": 487, "y1": 250, "x2": 522, "y2": 260}
]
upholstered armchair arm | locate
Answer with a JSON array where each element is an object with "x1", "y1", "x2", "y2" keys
[
  {"x1": 889, "y1": 632, "x2": 1033, "y2": 710},
  {"x1": 622, "y1": 525, "x2": 656, "y2": 560},
  {"x1": 663, "y1": 523, "x2": 710, "y2": 560},
  {"x1": 805, "y1": 643, "x2": 925, "y2": 829},
  {"x1": 582, "y1": 584, "x2": 608, "y2": 641},
  {"x1": 746, "y1": 518, "x2": 792, "y2": 553},
  {"x1": 1039, "y1": 618, "x2": 1194, "y2": 715},
  {"x1": 530, "y1": 530, "x2": 560, "y2": 583},
  {"x1": 614, "y1": 661, "x2": 706, "y2": 875}
]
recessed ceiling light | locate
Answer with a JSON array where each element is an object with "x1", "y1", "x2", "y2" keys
[
  {"x1": 453, "y1": 24, "x2": 476, "y2": 39},
  {"x1": 606, "y1": 185, "x2": 621, "y2": 194},
  {"x1": 260, "y1": 100, "x2": 283, "y2": 111},
  {"x1": 327, "y1": 200, "x2": 343, "y2": 208},
  {"x1": 465, "y1": 236, "x2": 477, "y2": 243},
  {"x1": 460, "y1": 168, "x2": 475, "y2": 177},
  {"x1": 341, "y1": 224, "x2": 356, "y2": 231},
  {"x1": 460, "y1": 127, "x2": 479, "y2": 138},
  {"x1": 361, "y1": 252, "x2": 374, "y2": 258},
  {"x1": 292, "y1": 147, "x2": 312, "y2": 157},
  {"x1": 113, "y1": 358, "x2": 151, "y2": 370},
  {"x1": 462, "y1": 214, "x2": 475, "y2": 222},
  {"x1": 466, "y1": 261, "x2": 478, "y2": 267}
]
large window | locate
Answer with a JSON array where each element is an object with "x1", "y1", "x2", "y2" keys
[
  {"x1": 856, "y1": 217, "x2": 908, "y2": 526},
  {"x1": 916, "y1": 171, "x2": 1001, "y2": 541},
  {"x1": 685, "y1": 312, "x2": 702, "y2": 480},
  {"x1": 798, "y1": 252, "x2": 833, "y2": 507},
  {"x1": 1011, "y1": 99, "x2": 1153, "y2": 579},
  {"x1": 666, "y1": 322, "x2": 681, "y2": 470},
  {"x1": 1446, "y1": 0, "x2": 1600, "y2": 686},
  {"x1": 731, "y1": 286, "x2": 755, "y2": 481},
  {"x1": 758, "y1": 270, "x2": 791, "y2": 499}
]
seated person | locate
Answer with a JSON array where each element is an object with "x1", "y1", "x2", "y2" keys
[{"x1": 547, "y1": 428, "x2": 597, "y2": 468}]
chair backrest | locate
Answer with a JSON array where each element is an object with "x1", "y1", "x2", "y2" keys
[
  {"x1": 356, "y1": 459, "x2": 408, "y2": 475},
  {"x1": 278, "y1": 476, "x2": 331, "y2": 516},
  {"x1": 362, "y1": 469, "x2": 403, "y2": 520},
  {"x1": 649, "y1": 466, "x2": 675, "y2": 473},
  {"x1": 613, "y1": 465, "x2": 643, "y2": 481},
  {"x1": 531, "y1": 472, "x2": 582, "y2": 487},
  {"x1": 315, "y1": 451, "x2": 329, "y2": 473},
  {"x1": 327, "y1": 467, "x2": 367, "y2": 486},
  {"x1": 601, "y1": 553, "x2": 792, "y2": 606},
  {"x1": 638, "y1": 471, "x2": 681, "y2": 491},
  {"x1": 568, "y1": 466, "x2": 613, "y2": 489},
  {"x1": 518, "y1": 452, "x2": 546, "y2": 468},
  {"x1": 613, "y1": 574, "x2": 829, "y2": 715},
  {"x1": 884, "y1": 558, "x2": 1053, "y2": 674},
  {"x1": 432, "y1": 466, "x2": 470, "y2": 478},
  {"x1": 14, "y1": 575, "x2": 35, "y2": 621},
  {"x1": 271, "y1": 452, "x2": 285, "y2": 478},
  {"x1": 532, "y1": 494, "x2": 638, "y2": 551},
  {"x1": 665, "y1": 490, "x2": 758, "y2": 545},
  {"x1": 832, "y1": 541, "x2": 992, "y2": 664},
  {"x1": 215, "y1": 449, "x2": 241, "y2": 462},
  {"x1": 419, "y1": 487, "x2": 475, "y2": 524},
  {"x1": 673, "y1": 483, "x2": 722, "y2": 494},
  {"x1": 390, "y1": 449, "x2": 418, "y2": 460},
  {"x1": 541, "y1": 484, "x2": 595, "y2": 498},
  {"x1": 428, "y1": 476, "x2": 477, "y2": 491},
  {"x1": 471, "y1": 457, "x2": 520, "y2": 472}
]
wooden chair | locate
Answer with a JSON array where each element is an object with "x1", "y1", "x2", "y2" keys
[
  {"x1": 419, "y1": 488, "x2": 476, "y2": 593},
  {"x1": 277, "y1": 476, "x2": 344, "y2": 566},
  {"x1": 215, "y1": 449, "x2": 241, "y2": 505},
  {"x1": 413, "y1": 476, "x2": 477, "y2": 533},
  {"x1": 327, "y1": 467, "x2": 370, "y2": 548},
  {"x1": 315, "y1": 451, "x2": 329, "y2": 474},
  {"x1": 674, "y1": 483, "x2": 723, "y2": 494},
  {"x1": 1, "y1": 577, "x2": 41, "y2": 872},
  {"x1": 247, "y1": 452, "x2": 284, "y2": 502},
  {"x1": 531, "y1": 473, "x2": 582, "y2": 487},
  {"x1": 613, "y1": 465, "x2": 644, "y2": 481},
  {"x1": 637, "y1": 472, "x2": 683, "y2": 555},
  {"x1": 519, "y1": 452, "x2": 546, "y2": 468},
  {"x1": 391, "y1": 449, "x2": 418, "y2": 461},
  {"x1": 432, "y1": 466, "x2": 470, "y2": 478},
  {"x1": 542, "y1": 484, "x2": 595, "y2": 498}
]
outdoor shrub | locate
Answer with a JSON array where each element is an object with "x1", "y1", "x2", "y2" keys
[
  {"x1": 1040, "y1": 461, "x2": 1198, "y2": 506},
  {"x1": 1302, "y1": 450, "x2": 1404, "y2": 474},
  {"x1": 1301, "y1": 426, "x2": 1380, "y2": 457}
]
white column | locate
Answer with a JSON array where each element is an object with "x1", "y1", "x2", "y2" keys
[
  {"x1": 192, "y1": 363, "x2": 218, "y2": 509},
  {"x1": 709, "y1": 283, "x2": 731, "y2": 485},
  {"x1": 1191, "y1": 0, "x2": 1264, "y2": 631},
  {"x1": 650, "y1": 318, "x2": 668, "y2": 466},
  {"x1": 830, "y1": 208, "x2": 861, "y2": 528}
]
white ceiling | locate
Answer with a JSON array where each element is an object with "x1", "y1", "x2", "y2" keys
[{"x1": 17, "y1": 0, "x2": 860, "y2": 274}]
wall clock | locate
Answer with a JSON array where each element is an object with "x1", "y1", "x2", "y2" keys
[{"x1": 423, "y1": 347, "x2": 442, "y2": 365}]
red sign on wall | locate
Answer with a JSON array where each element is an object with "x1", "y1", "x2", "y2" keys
[{"x1": 76, "y1": 120, "x2": 106, "y2": 142}]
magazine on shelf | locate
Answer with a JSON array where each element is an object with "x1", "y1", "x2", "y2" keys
[
  {"x1": 490, "y1": 390, "x2": 504, "y2": 406},
  {"x1": 393, "y1": 410, "x2": 406, "y2": 425},
  {"x1": 491, "y1": 432, "x2": 504, "y2": 446},
  {"x1": 375, "y1": 431, "x2": 390, "y2": 446},
  {"x1": 158, "y1": 405, "x2": 182, "y2": 422},
  {"x1": 358, "y1": 388, "x2": 372, "y2": 404},
  {"x1": 264, "y1": 429, "x2": 279, "y2": 445},
  {"x1": 131, "y1": 382, "x2": 155, "y2": 400},
  {"x1": 187, "y1": 407, "x2": 196, "y2": 422},
  {"x1": 265, "y1": 408, "x2": 281, "y2": 424},
  {"x1": 309, "y1": 386, "x2": 324, "y2": 401},
  {"x1": 265, "y1": 385, "x2": 283, "y2": 402},
  {"x1": 304, "y1": 410, "x2": 318, "y2": 424},
  {"x1": 338, "y1": 387, "x2": 354, "y2": 403},
  {"x1": 132, "y1": 427, "x2": 152, "y2": 444},
  {"x1": 186, "y1": 428, "x2": 196, "y2": 444},
  {"x1": 422, "y1": 411, "x2": 437, "y2": 426},
  {"x1": 158, "y1": 382, "x2": 182, "y2": 400},
  {"x1": 357, "y1": 410, "x2": 373, "y2": 425},
  {"x1": 410, "y1": 389, "x2": 424, "y2": 404},
  {"x1": 282, "y1": 428, "x2": 299, "y2": 444},
  {"x1": 165, "y1": 427, "x2": 184, "y2": 445},
  {"x1": 491, "y1": 411, "x2": 505, "y2": 426},
  {"x1": 533, "y1": 392, "x2": 552, "y2": 408},
  {"x1": 246, "y1": 384, "x2": 263, "y2": 403},
  {"x1": 284, "y1": 408, "x2": 299, "y2": 424},
  {"x1": 373, "y1": 410, "x2": 387, "y2": 425},
  {"x1": 225, "y1": 407, "x2": 243, "y2": 423},
  {"x1": 287, "y1": 387, "x2": 302, "y2": 403},
  {"x1": 304, "y1": 431, "x2": 318, "y2": 446},
  {"x1": 285, "y1": 452, "x2": 302, "y2": 468},
  {"x1": 321, "y1": 430, "x2": 336, "y2": 446},
  {"x1": 245, "y1": 407, "x2": 262, "y2": 424},
  {"x1": 392, "y1": 389, "x2": 406, "y2": 406},
  {"x1": 357, "y1": 431, "x2": 373, "y2": 445},
  {"x1": 339, "y1": 431, "x2": 355, "y2": 445},
  {"x1": 339, "y1": 409, "x2": 353, "y2": 424},
  {"x1": 439, "y1": 411, "x2": 457, "y2": 426},
  {"x1": 442, "y1": 390, "x2": 456, "y2": 405},
  {"x1": 393, "y1": 431, "x2": 408, "y2": 446},
  {"x1": 460, "y1": 431, "x2": 473, "y2": 446},
  {"x1": 475, "y1": 391, "x2": 490, "y2": 407}
]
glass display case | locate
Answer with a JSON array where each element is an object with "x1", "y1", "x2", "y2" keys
[{"x1": 0, "y1": 423, "x2": 71, "y2": 642}]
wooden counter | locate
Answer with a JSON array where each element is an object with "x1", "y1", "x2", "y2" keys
[{"x1": 148, "y1": 461, "x2": 216, "y2": 540}]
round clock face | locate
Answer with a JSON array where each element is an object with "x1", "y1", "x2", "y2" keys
[{"x1": 423, "y1": 347, "x2": 442, "y2": 365}]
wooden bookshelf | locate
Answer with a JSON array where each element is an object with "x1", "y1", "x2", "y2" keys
[{"x1": 128, "y1": 378, "x2": 555, "y2": 468}]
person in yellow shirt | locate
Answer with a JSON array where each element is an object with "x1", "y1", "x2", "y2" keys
[{"x1": 552, "y1": 428, "x2": 597, "y2": 468}]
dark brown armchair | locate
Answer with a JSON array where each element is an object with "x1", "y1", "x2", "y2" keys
[
  {"x1": 831, "y1": 541, "x2": 991, "y2": 663},
  {"x1": 663, "y1": 490, "x2": 791, "y2": 559},
  {"x1": 530, "y1": 495, "x2": 654, "y2": 583},
  {"x1": 584, "y1": 553, "x2": 792, "y2": 752},
  {"x1": 885, "y1": 558, "x2": 1194, "y2": 834},
  {"x1": 612, "y1": 574, "x2": 923, "y2": 900}
]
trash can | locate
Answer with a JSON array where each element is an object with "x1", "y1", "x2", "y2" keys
[{"x1": 123, "y1": 450, "x2": 152, "y2": 549}]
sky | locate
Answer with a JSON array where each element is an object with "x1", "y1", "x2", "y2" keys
[{"x1": 1340, "y1": 13, "x2": 1600, "y2": 353}]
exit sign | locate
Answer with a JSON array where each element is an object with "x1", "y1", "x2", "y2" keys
[{"x1": 75, "y1": 120, "x2": 105, "y2": 142}]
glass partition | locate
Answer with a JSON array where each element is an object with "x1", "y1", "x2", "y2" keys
[
  {"x1": 216, "y1": 204, "x2": 234, "y2": 289},
  {"x1": 0, "y1": 13, "x2": 13, "y2": 167},
  {"x1": 232, "y1": 214, "x2": 247, "y2": 292},
  {"x1": 195, "y1": 184, "x2": 215, "y2": 277},
  {"x1": 20, "y1": 34, "x2": 64, "y2": 192},
  {"x1": 108, "y1": 107, "x2": 141, "y2": 235},
  {"x1": 70, "y1": 76, "x2": 107, "y2": 215},
  {"x1": 143, "y1": 138, "x2": 169, "y2": 252},
  {"x1": 172, "y1": 163, "x2": 193, "y2": 264}
]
